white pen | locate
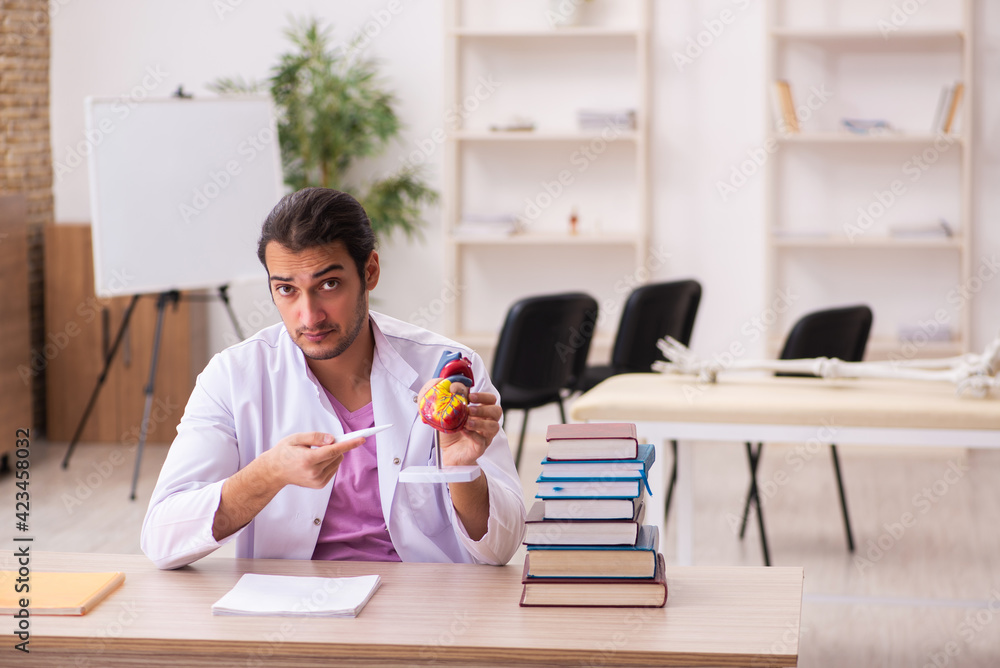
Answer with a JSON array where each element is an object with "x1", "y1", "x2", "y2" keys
[{"x1": 338, "y1": 423, "x2": 393, "y2": 442}]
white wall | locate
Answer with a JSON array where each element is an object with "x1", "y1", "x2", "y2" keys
[{"x1": 50, "y1": 0, "x2": 1000, "y2": 365}]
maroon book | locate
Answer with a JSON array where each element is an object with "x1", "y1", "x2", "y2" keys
[
  {"x1": 544, "y1": 423, "x2": 638, "y2": 461},
  {"x1": 519, "y1": 553, "x2": 667, "y2": 608}
]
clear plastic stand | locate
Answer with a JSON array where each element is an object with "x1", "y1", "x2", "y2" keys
[{"x1": 398, "y1": 431, "x2": 481, "y2": 483}]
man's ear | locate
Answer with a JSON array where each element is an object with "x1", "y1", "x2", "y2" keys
[{"x1": 365, "y1": 251, "x2": 380, "y2": 291}]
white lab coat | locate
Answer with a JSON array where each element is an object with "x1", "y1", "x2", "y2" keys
[{"x1": 140, "y1": 311, "x2": 526, "y2": 570}]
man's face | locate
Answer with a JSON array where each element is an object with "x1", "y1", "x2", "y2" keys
[{"x1": 265, "y1": 241, "x2": 379, "y2": 361}]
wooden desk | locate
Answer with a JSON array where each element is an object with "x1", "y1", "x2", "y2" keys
[
  {"x1": 7, "y1": 551, "x2": 803, "y2": 667},
  {"x1": 570, "y1": 373, "x2": 1000, "y2": 565}
]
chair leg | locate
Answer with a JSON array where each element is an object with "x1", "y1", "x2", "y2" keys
[
  {"x1": 830, "y1": 445, "x2": 855, "y2": 552},
  {"x1": 744, "y1": 442, "x2": 770, "y2": 566},
  {"x1": 515, "y1": 409, "x2": 530, "y2": 470},
  {"x1": 738, "y1": 443, "x2": 763, "y2": 540},
  {"x1": 663, "y1": 440, "x2": 678, "y2": 525},
  {"x1": 556, "y1": 396, "x2": 567, "y2": 424}
]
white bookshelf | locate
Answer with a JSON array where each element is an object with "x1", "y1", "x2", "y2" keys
[
  {"x1": 443, "y1": 0, "x2": 652, "y2": 350},
  {"x1": 764, "y1": 0, "x2": 973, "y2": 361}
]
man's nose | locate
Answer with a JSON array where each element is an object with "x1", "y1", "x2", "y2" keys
[{"x1": 300, "y1": 294, "x2": 326, "y2": 328}]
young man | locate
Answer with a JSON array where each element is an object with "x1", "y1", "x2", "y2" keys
[{"x1": 141, "y1": 188, "x2": 526, "y2": 569}]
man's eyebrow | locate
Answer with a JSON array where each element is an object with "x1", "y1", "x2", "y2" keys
[{"x1": 269, "y1": 263, "x2": 344, "y2": 283}]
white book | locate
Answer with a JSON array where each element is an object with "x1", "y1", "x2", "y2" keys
[{"x1": 212, "y1": 573, "x2": 381, "y2": 618}]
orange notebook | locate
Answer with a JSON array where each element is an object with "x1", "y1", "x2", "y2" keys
[{"x1": 0, "y1": 571, "x2": 125, "y2": 615}]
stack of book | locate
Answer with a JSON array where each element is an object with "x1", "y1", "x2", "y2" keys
[{"x1": 519, "y1": 423, "x2": 667, "y2": 608}]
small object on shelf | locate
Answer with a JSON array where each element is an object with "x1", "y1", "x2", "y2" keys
[
  {"x1": 771, "y1": 80, "x2": 799, "y2": 133},
  {"x1": 898, "y1": 323, "x2": 953, "y2": 344},
  {"x1": 888, "y1": 219, "x2": 954, "y2": 239},
  {"x1": 576, "y1": 108, "x2": 637, "y2": 131},
  {"x1": 569, "y1": 208, "x2": 579, "y2": 235},
  {"x1": 489, "y1": 117, "x2": 536, "y2": 132},
  {"x1": 840, "y1": 118, "x2": 894, "y2": 135},
  {"x1": 941, "y1": 81, "x2": 964, "y2": 134},
  {"x1": 455, "y1": 213, "x2": 521, "y2": 237}
]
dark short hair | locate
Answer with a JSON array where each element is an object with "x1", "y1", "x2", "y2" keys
[{"x1": 257, "y1": 187, "x2": 377, "y2": 281}]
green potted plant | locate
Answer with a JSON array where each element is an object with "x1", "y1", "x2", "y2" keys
[{"x1": 211, "y1": 17, "x2": 436, "y2": 239}]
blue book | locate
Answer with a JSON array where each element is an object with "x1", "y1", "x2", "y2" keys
[
  {"x1": 538, "y1": 443, "x2": 655, "y2": 480},
  {"x1": 525, "y1": 526, "x2": 660, "y2": 579}
]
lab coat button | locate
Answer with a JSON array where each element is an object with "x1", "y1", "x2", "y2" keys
[
  {"x1": 411, "y1": 394, "x2": 418, "y2": 403},
  {"x1": 392, "y1": 457, "x2": 401, "y2": 465},
  {"x1": 313, "y1": 518, "x2": 321, "y2": 526}
]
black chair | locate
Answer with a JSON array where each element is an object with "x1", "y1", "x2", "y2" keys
[
  {"x1": 492, "y1": 293, "x2": 599, "y2": 468},
  {"x1": 575, "y1": 280, "x2": 702, "y2": 523},
  {"x1": 576, "y1": 279, "x2": 702, "y2": 392},
  {"x1": 739, "y1": 305, "x2": 873, "y2": 566}
]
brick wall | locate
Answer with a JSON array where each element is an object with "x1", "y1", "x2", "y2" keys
[{"x1": 1, "y1": 0, "x2": 54, "y2": 432}]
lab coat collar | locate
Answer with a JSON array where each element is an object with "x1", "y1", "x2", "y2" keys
[{"x1": 369, "y1": 310, "x2": 422, "y2": 392}]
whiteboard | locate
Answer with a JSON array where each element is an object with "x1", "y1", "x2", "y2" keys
[{"x1": 85, "y1": 97, "x2": 285, "y2": 297}]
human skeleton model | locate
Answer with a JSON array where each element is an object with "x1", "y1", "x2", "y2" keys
[{"x1": 651, "y1": 333, "x2": 1000, "y2": 398}]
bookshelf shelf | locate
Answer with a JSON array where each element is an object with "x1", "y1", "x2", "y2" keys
[
  {"x1": 444, "y1": 0, "x2": 652, "y2": 345},
  {"x1": 452, "y1": 130, "x2": 641, "y2": 143},
  {"x1": 765, "y1": 0, "x2": 973, "y2": 358},
  {"x1": 774, "y1": 132, "x2": 964, "y2": 146},
  {"x1": 770, "y1": 28, "x2": 964, "y2": 47},
  {"x1": 452, "y1": 27, "x2": 639, "y2": 38},
  {"x1": 454, "y1": 232, "x2": 641, "y2": 246},
  {"x1": 772, "y1": 236, "x2": 963, "y2": 250}
]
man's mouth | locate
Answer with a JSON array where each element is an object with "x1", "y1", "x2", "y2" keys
[{"x1": 301, "y1": 329, "x2": 334, "y2": 342}]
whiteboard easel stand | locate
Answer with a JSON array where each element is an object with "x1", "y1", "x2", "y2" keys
[{"x1": 60, "y1": 286, "x2": 245, "y2": 500}]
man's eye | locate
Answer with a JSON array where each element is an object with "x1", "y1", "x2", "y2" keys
[
  {"x1": 276, "y1": 285, "x2": 294, "y2": 296},
  {"x1": 322, "y1": 280, "x2": 339, "y2": 290}
]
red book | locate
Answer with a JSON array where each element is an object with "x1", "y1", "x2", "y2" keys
[
  {"x1": 519, "y1": 553, "x2": 667, "y2": 608},
  {"x1": 545, "y1": 423, "x2": 638, "y2": 461}
]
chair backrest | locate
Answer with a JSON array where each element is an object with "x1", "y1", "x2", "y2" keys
[
  {"x1": 778, "y1": 305, "x2": 873, "y2": 374},
  {"x1": 610, "y1": 279, "x2": 702, "y2": 374},
  {"x1": 491, "y1": 292, "x2": 599, "y2": 402}
]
